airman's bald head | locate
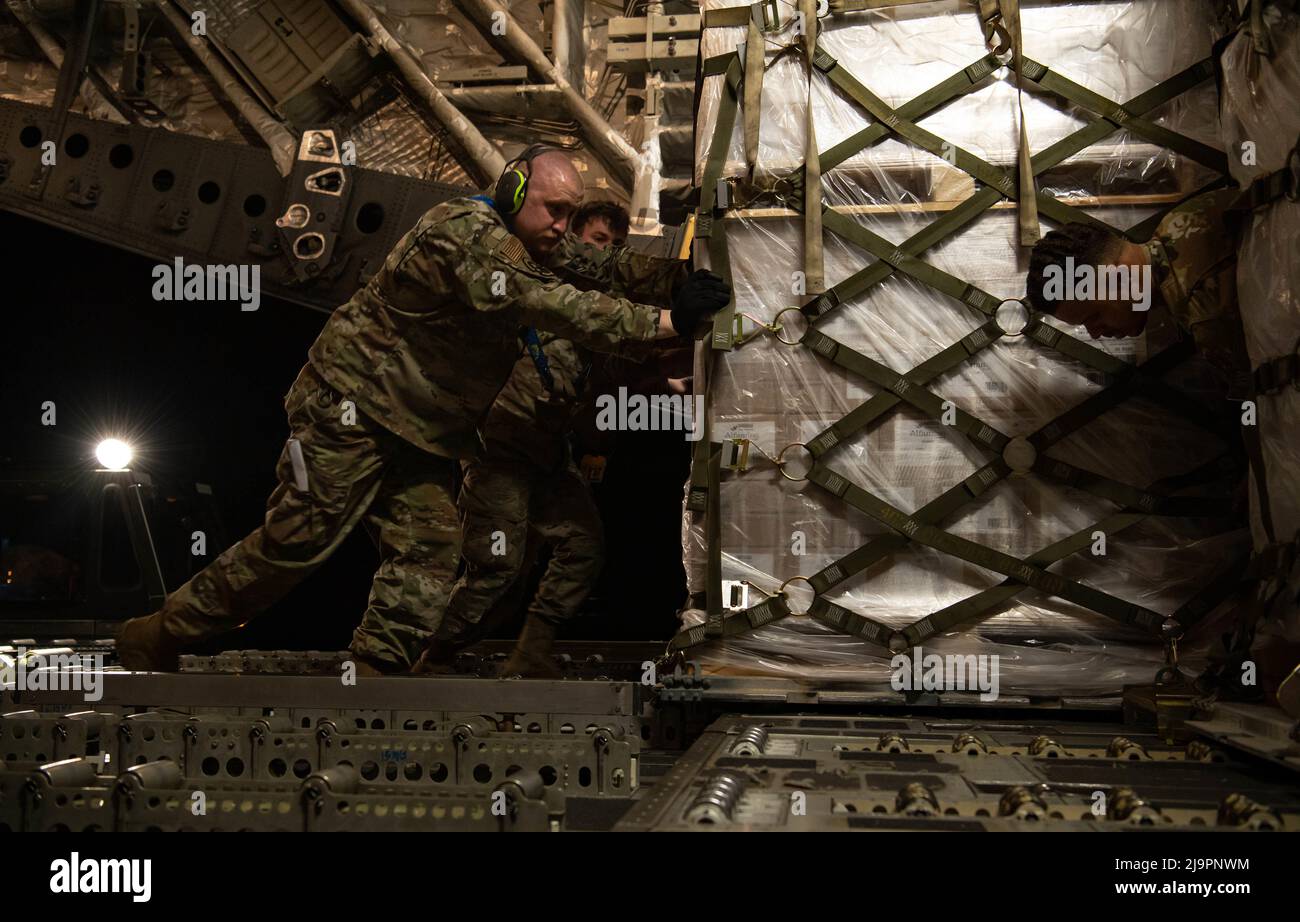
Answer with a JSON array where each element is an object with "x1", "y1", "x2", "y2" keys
[{"x1": 510, "y1": 149, "x2": 583, "y2": 258}]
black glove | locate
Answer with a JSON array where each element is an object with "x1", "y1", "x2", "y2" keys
[{"x1": 669, "y1": 270, "x2": 731, "y2": 336}]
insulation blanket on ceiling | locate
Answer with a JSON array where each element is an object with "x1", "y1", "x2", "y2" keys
[{"x1": 681, "y1": 0, "x2": 1255, "y2": 696}]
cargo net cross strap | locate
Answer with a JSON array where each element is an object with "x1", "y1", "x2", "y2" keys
[{"x1": 674, "y1": 0, "x2": 1249, "y2": 672}]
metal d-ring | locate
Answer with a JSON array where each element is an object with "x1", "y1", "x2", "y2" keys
[
  {"x1": 772, "y1": 306, "x2": 808, "y2": 345},
  {"x1": 775, "y1": 442, "x2": 812, "y2": 482},
  {"x1": 776, "y1": 575, "x2": 814, "y2": 615},
  {"x1": 995, "y1": 298, "x2": 1031, "y2": 337}
]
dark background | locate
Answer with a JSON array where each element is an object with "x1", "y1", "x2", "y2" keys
[{"x1": 0, "y1": 209, "x2": 688, "y2": 650}]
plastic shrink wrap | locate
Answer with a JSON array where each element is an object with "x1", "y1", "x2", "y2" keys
[
  {"x1": 1218, "y1": 5, "x2": 1300, "y2": 662},
  {"x1": 680, "y1": 0, "x2": 1258, "y2": 696}
]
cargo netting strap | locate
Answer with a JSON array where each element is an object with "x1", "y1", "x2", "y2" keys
[
  {"x1": 975, "y1": 0, "x2": 1039, "y2": 246},
  {"x1": 675, "y1": 15, "x2": 1240, "y2": 655},
  {"x1": 801, "y1": 0, "x2": 825, "y2": 294}
]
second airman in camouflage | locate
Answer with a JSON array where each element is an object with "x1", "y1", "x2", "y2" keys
[
  {"x1": 442, "y1": 201, "x2": 686, "y2": 678},
  {"x1": 1026, "y1": 187, "x2": 1251, "y2": 393}
]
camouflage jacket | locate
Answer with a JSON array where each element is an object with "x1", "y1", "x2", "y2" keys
[
  {"x1": 482, "y1": 232, "x2": 688, "y2": 468},
  {"x1": 1147, "y1": 188, "x2": 1251, "y2": 397},
  {"x1": 308, "y1": 199, "x2": 679, "y2": 459},
  {"x1": 481, "y1": 332, "x2": 589, "y2": 470}
]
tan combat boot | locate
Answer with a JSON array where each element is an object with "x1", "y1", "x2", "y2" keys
[
  {"x1": 500, "y1": 615, "x2": 562, "y2": 679},
  {"x1": 115, "y1": 612, "x2": 185, "y2": 672}
]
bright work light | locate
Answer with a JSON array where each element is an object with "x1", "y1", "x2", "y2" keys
[{"x1": 95, "y1": 438, "x2": 133, "y2": 471}]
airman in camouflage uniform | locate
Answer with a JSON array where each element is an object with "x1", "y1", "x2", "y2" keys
[
  {"x1": 1144, "y1": 188, "x2": 1251, "y2": 394},
  {"x1": 1026, "y1": 187, "x2": 1250, "y2": 392},
  {"x1": 115, "y1": 152, "x2": 724, "y2": 674},
  {"x1": 1028, "y1": 188, "x2": 1279, "y2": 696},
  {"x1": 444, "y1": 203, "x2": 687, "y2": 678}
]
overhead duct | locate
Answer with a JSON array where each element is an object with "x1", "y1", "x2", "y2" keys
[
  {"x1": 334, "y1": 0, "x2": 505, "y2": 186},
  {"x1": 454, "y1": 0, "x2": 644, "y2": 192}
]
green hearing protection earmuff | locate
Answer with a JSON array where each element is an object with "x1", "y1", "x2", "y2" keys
[{"x1": 494, "y1": 144, "x2": 558, "y2": 216}]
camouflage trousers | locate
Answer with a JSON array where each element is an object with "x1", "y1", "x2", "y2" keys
[
  {"x1": 156, "y1": 363, "x2": 461, "y2": 670},
  {"x1": 439, "y1": 446, "x2": 603, "y2": 641}
]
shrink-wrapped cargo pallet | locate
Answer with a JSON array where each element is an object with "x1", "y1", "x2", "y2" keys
[{"x1": 678, "y1": 0, "x2": 1262, "y2": 696}]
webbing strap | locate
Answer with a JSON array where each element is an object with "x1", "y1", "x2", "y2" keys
[
  {"x1": 1028, "y1": 320, "x2": 1224, "y2": 431},
  {"x1": 1032, "y1": 58, "x2": 1216, "y2": 174},
  {"x1": 701, "y1": 52, "x2": 737, "y2": 77},
  {"x1": 702, "y1": 5, "x2": 754, "y2": 28},
  {"x1": 1027, "y1": 341, "x2": 1191, "y2": 451},
  {"x1": 1022, "y1": 319, "x2": 1231, "y2": 437},
  {"x1": 801, "y1": 0, "x2": 825, "y2": 294},
  {"x1": 910, "y1": 510, "x2": 1147, "y2": 643},
  {"x1": 743, "y1": 15, "x2": 764, "y2": 176},
  {"x1": 995, "y1": 0, "x2": 1041, "y2": 246},
  {"x1": 668, "y1": 592, "x2": 794, "y2": 652},
  {"x1": 804, "y1": 190, "x2": 1002, "y2": 320},
  {"x1": 816, "y1": 43, "x2": 1019, "y2": 199},
  {"x1": 802, "y1": 328, "x2": 1010, "y2": 453},
  {"x1": 808, "y1": 345, "x2": 1231, "y2": 596},
  {"x1": 1027, "y1": 340, "x2": 1232, "y2": 447},
  {"x1": 705, "y1": 216, "x2": 735, "y2": 352},
  {"x1": 915, "y1": 452, "x2": 1246, "y2": 640},
  {"x1": 686, "y1": 52, "x2": 743, "y2": 512},
  {"x1": 807, "y1": 461, "x2": 1163, "y2": 631},
  {"x1": 808, "y1": 459, "x2": 1010, "y2": 594},
  {"x1": 1031, "y1": 455, "x2": 1231, "y2": 518},
  {"x1": 521, "y1": 327, "x2": 555, "y2": 391},
  {"x1": 809, "y1": 597, "x2": 892, "y2": 645},
  {"x1": 686, "y1": 23, "x2": 1234, "y2": 652},
  {"x1": 700, "y1": 56, "x2": 742, "y2": 211},
  {"x1": 1240, "y1": 419, "x2": 1278, "y2": 545},
  {"x1": 699, "y1": 56, "x2": 742, "y2": 351},
  {"x1": 1234, "y1": 137, "x2": 1299, "y2": 210},
  {"x1": 819, "y1": 54, "x2": 999, "y2": 172},
  {"x1": 1018, "y1": 57, "x2": 1230, "y2": 175},
  {"x1": 1032, "y1": 456, "x2": 1161, "y2": 513},
  {"x1": 687, "y1": 337, "x2": 716, "y2": 514},
  {"x1": 1253, "y1": 350, "x2": 1300, "y2": 396},
  {"x1": 1023, "y1": 317, "x2": 1123, "y2": 374},
  {"x1": 805, "y1": 58, "x2": 1219, "y2": 322},
  {"x1": 704, "y1": 445, "x2": 724, "y2": 637},
  {"x1": 806, "y1": 320, "x2": 1004, "y2": 458},
  {"x1": 687, "y1": 447, "x2": 710, "y2": 513},
  {"x1": 820, "y1": 209, "x2": 1002, "y2": 315},
  {"x1": 829, "y1": 0, "x2": 946, "y2": 11}
]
